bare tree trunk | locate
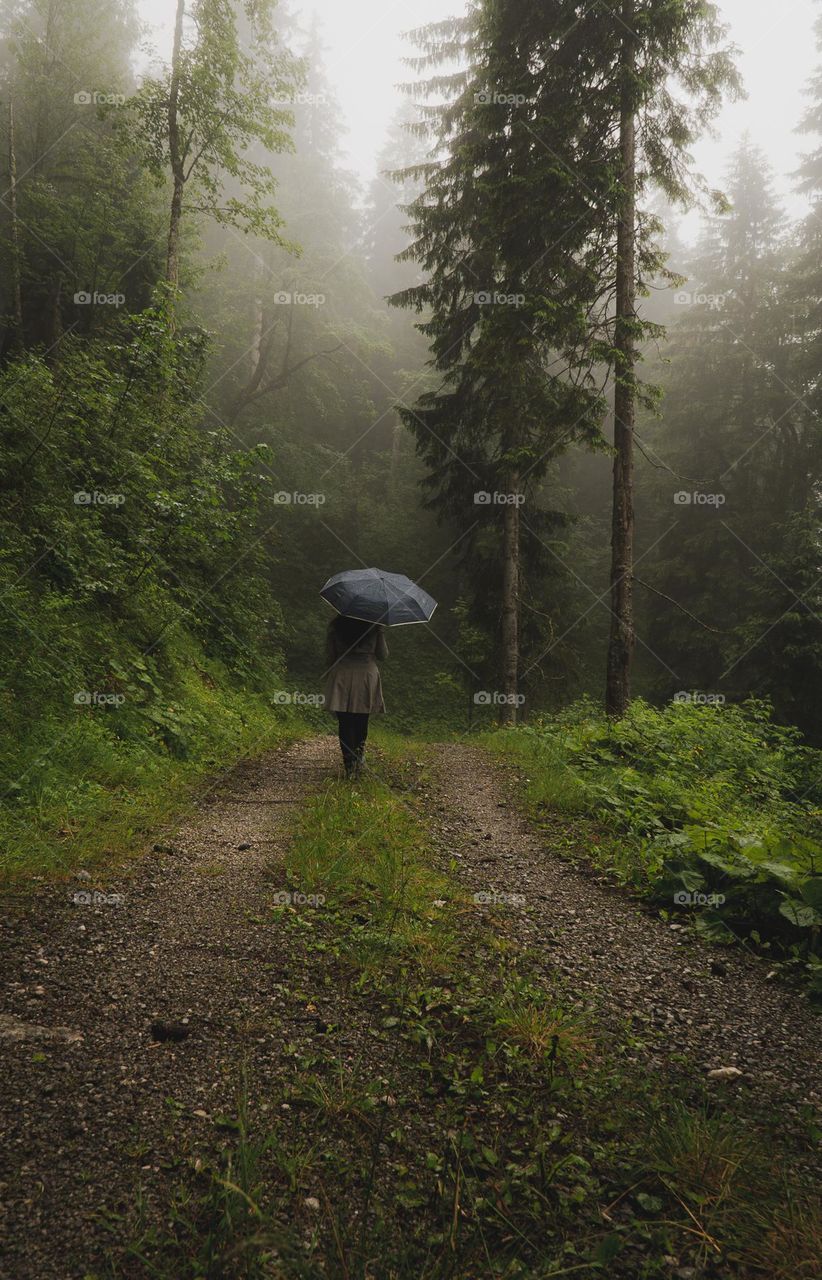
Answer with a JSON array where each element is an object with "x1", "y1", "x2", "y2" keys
[
  {"x1": 47, "y1": 274, "x2": 63, "y2": 361},
  {"x1": 32, "y1": 0, "x2": 58, "y2": 178},
  {"x1": 605, "y1": 0, "x2": 637, "y2": 720},
  {"x1": 389, "y1": 418, "x2": 403, "y2": 486},
  {"x1": 165, "y1": 0, "x2": 186, "y2": 291},
  {"x1": 500, "y1": 474, "x2": 520, "y2": 725},
  {"x1": 8, "y1": 101, "x2": 23, "y2": 347},
  {"x1": 250, "y1": 269, "x2": 264, "y2": 373}
]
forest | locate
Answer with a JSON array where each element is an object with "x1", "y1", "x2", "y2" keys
[{"x1": 0, "y1": 1, "x2": 820, "y2": 1278}]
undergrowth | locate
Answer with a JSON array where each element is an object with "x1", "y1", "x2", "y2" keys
[{"x1": 483, "y1": 698, "x2": 822, "y2": 996}]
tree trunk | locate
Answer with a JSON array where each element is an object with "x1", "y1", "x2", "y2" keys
[
  {"x1": 166, "y1": 177, "x2": 184, "y2": 288},
  {"x1": 47, "y1": 275, "x2": 63, "y2": 362},
  {"x1": 8, "y1": 101, "x2": 24, "y2": 347},
  {"x1": 164, "y1": 0, "x2": 186, "y2": 291},
  {"x1": 32, "y1": 0, "x2": 58, "y2": 178},
  {"x1": 500, "y1": 475, "x2": 520, "y2": 725},
  {"x1": 605, "y1": 0, "x2": 637, "y2": 720},
  {"x1": 251, "y1": 271, "x2": 264, "y2": 373},
  {"x1": 389, "y1": 418, "x2": 403, "y2": 488}
]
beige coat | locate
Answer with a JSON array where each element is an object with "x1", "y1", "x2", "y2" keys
[{"x1": 324, "y1": 626, "x2": 388, "y2": 714}]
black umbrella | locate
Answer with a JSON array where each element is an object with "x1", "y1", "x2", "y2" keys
[{"x1": 320, "y1": 567, "x2": 437, "y2": 626}]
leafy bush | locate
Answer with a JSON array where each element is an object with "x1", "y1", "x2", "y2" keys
[
  {"x1": 488, "y1": 699, "x2": 822, "y2": 994},
  {"x1": 0, "y1": 303, "x2": 303, "y2": 880}
]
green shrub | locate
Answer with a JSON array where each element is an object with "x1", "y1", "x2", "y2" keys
[
  {"x1": 0, "y1": 305, "x2": 303, "y2": 882},
  {"x1": 487, "y1": 699, "x2": 822, "y2": 994}
]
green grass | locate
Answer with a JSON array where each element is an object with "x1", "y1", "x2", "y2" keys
[
  {"x1": 285, "y1": 758, "x2": 459, "y2": 972},
  {"x1": 0, "y1": 631, "x2": 309, "y2": 888}
]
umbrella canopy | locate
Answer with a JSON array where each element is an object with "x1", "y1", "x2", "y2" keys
[{"x1": 320, "y1": 567, "x2": 437, "y2": 626}]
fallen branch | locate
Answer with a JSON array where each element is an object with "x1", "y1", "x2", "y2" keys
[{"x1": 633, "y1": 575, "x2": 723, "y2": 633}]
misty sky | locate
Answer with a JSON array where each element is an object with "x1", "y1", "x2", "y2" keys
[{"x1": 138, "y1": 0, "x2": 820, "y2": 230}]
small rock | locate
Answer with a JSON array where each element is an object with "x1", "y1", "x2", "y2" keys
[
  {"x1": 237, "y1": 842, "x2": 252, "y2": 851},
  {"x1": 707, "y1": 1066, "x2": 743, "y2": 1082},
  {"x1": 0, "y1": 1015, "x2": 83, "y2": 1044},
  {"x1": 304, "y1": 1196, "x2": 321, "y2": 1211},
  {"x1": 77, "y1": 870, "x2": 91, "y2": 881},
  {"x1": 150, "y1": 1020, "x2": 190, "y2": 1043}
]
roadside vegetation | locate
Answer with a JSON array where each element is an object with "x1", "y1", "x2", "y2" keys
[
  {"x1": 484, "y1": 699, "x2": 822, "y2": 998},
  {"x1": 0, "y1": 312, "x2": 313, "y2": 887}
]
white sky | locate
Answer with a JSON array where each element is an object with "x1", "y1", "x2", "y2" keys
[{"x1": 137, "y1": 0, "x2": 820, "y2": 229}]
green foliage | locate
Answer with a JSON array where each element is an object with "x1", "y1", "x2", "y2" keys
[
  {"x1": 0, "y1": 0, "x2": 163, "y2": 344},
  {"x1": 0, "y1": 304, "x2": 305, "y2": 881},
  {"x1": 487, "y1": 699, "x2": 822, "y2": 985},
  {"x1": 130, "y1": 0, "x2": 300, "y2": 247}
]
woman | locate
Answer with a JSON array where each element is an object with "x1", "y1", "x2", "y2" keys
[{"x1": 324, "y1": 615, "x2": 388, "y2": 778}]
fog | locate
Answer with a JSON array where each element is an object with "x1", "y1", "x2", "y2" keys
[
  {"x1": 3, "y1": 3, "x2": 822, "y2": 1264},
  {"x1": 138, "y1": 0, "x2": 820, "y2": 228}
]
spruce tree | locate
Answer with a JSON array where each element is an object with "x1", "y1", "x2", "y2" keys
[{"x1": 392, "y1": 1, "x2": 615, "y2": 721}]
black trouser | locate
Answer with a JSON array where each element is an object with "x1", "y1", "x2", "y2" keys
[{"x1": 335, "y1": 711, "x2": 369, "y2": 770}]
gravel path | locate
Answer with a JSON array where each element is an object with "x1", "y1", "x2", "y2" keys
[
  {"x1": 1, "y1": 733, "x2": 819, "y2": 1278},
  {"x1": 0, "y1": 736, "x2": 335, "y2": 1280},
  {"x1": 427, "y1": 744, "x2": 821, "y2": 1122}
]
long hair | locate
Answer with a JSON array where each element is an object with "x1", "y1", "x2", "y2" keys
[{"x1": 326, "y1": 614, "x2": 377, "y2": 666}]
